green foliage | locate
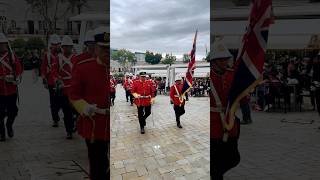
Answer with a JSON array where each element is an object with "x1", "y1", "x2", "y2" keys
[
  {"x1": 111, "y1": 49, "x2": 136, "y2": 67},
  {"x1": 113, "y1": 72, "x2": 124, "y2": 78},
  {"x1": 11, "y1": 39, "x2": 26, "y2": 57},
  {"x1": 26, "y1": 37, "x2": 46, "y2": 50},
  {"x1": 161, "y1": 54, "x2": 176, "y2": 64},
  {"x1": 145, "y1": 51, "x2": 162, "y2": 64},
  {"x1": 183, "y1": 53, "x2": 190, "y2": 63}
]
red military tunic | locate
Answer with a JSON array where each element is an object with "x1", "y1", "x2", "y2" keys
[
  {"x1": 69, "y1": 58, "x2": 109, "y2": 141},
  {"x1": 71, "y1": 51, "x2": 93, "y2": 68},
  {"x1": 123, "y1": 78, "x2": 131, "y2": 91},
  {"x1": 170, "y1": 83, "x2": 185, "y2": 106},
  {"x1": 132, "y1": 80, "x2": 155, "y2": 107},
  {"x1": 110, "y1": 78, "x2": 116, "y2": 93},
  {"x1": 0, "y1": 52, "x2": 23, "y2": 96},
  {"x1": 41, "y1": 52, "x2": 59, "y2": 86},
  {"x1": 57, "y1": 54, "x2": 76, "y2": 96},
  {"x1": 210, "y1": 69, "x2": 239, "y2": 140}
]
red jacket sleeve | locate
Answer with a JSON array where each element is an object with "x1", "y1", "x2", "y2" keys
[
  {"x1": 50, "y1": 57, "x2": 59, "y2": 83},
  {"x1": 151, "y1": 81, "x2": 156, "y2": 97},
  {"x1": 14, "y1": 56, "x2": 23, "y2": 76},
  {"x1": 69, "y1": 64, "x2": 83, "y2": 101},
  {"x1": 131, "y1": 81, "x2": 137, "y2": 94},
  {"x1": 41, "y1": 55, "x2": 48, "y2": 79},
  {"x1": 170, "y1": 86, "x2": 175, "y2": 101}
]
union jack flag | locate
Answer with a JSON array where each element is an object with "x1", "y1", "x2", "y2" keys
[
  {"x1": 181, "y1": 30, "x2": 197, "y2": 96},
  {"x1": 224, "y1": 0, "x2": 274, "y2": 130}
]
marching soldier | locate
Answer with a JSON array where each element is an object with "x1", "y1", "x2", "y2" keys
[
  {"x1": 208, "y1": 41, "x2": 240, "y2": 179},
  {"x1": 170, "y1": 74, "x2": 185, "y2": 128},
  {"x1": 73, "y1": 30, "x2": 96, "y2": 66},
  {"x1": 123, "y1": 73, "x2": 134, "y2": 105},
  {"x1": 55, "y1": 35, "x2": 76, "y2": 139},
  {"x1": 41, "y1": 34, "x2": 61, "y2": 127},
  {"x1": 0, "y1": 33, "x2": 23, "y2": 141},
  {"x1": 131, "y1": 72, "x2": 156, "y2": 134},
  {"x1": 110, "y1": 74, "x2": 116, "y2": 106},
  {"x1": 70, "y1": 27, "x2": 109, "y2": 180}
]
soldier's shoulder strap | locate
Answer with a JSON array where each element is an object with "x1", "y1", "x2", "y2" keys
[{"x1": 77, "y1": 58, "x2": 95, "y2": 65}]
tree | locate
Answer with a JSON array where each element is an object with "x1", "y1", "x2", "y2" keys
[
  {"x1": 145, "y1": 51, "x2": 154, "y2": 64},
  {"x1": 162, "y1": 54, "x2": 176, "y2": 64},
  {"x1": 25, "y1": 0, "x2": 88, "y2": 39},
  {"x1": 111, "y1": 49, "x2": 136, "y2": 71},
  {"x1": 183, "y1": 53, "x2": 190, "y2": 63},
  {"x1": 154, "y1": 53, "x2": 162, "y2": 64},
  {"x1": 145, "y1": 51, "x2": 162, "y2": 64},
  {"x1": 26, "y1": 37, "x2": 46, "y2": 51},
  {"x1": 11, "y1": 39, "x2": 26, "y2": 57}
]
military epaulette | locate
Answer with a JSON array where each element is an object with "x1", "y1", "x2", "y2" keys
[{"x1": 77, "y1": 58, "x2": 95, "y2": 65}]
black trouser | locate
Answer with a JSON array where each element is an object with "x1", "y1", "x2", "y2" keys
[
  {"x1": 110, "y1": 92, "x2": 116, "y2": 106},
  {"x1": 0, "y1": 94, "x2": 18, "y2": 137},
  {"x1": 48, "y1": 85, "x2": 60, "y2": 122},
  {"x1": 173, "y1": 105, "x2": 185, "y2": 123},
  {"x1": 211, "y1": 138, "x2": 240, "y2": 180},
  {"x1": 85, "y1": 140, "x2": 109, "y2": 180},
  {"x1": 137, "y1": 106, "x2": 151, "y2": 129},
  {"x1": 316, "y1": 89, "x2": 320, "y2": 115},
  {"x1": 240, "y1": 102, "x2": 251, "y2": 122},
  {"x1": 57, "y1": 94, "x2": 74, "y2": 134}
]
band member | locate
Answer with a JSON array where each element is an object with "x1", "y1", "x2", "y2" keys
[
  {"x1": 73, "y1": 30, "x2": 96, "y2": 66},
  {"x1": 131, "y1": 72, "x2": 156, "y2": 134},
  {"x1": 41, "y1": 34, "x2": 61, "y2": 127},
  {"x1": 110, "y1": 74, "x2": 116, "y2": 106},
  {"x1": 208, "y1": 41, "x2": 240, "y2": 179},
  {"x1": 70, "y1": 27, "x2": 109, "y2": 179},
  {"x1": 123, "y1": 73, "x2": 134, "y2": 105},
  {"x1": 170, "y1": 74, "x2": 185, "y2": 128},
  {"x1": 55, "y1": 35, "x2": 76, "y2": 139},
  {"x1": 0, "y1": 33, "x2": 23, "y2": 141}
]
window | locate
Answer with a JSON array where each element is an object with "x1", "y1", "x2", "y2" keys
[{"x1": 67, "y1": 21, "x2": 72, "y2": 34}]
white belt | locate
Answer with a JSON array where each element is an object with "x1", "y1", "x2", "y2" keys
[
  {"x1": 138, "y1": 95, "x2": 151, "y2": 99},
  {"x1": 95, "y1": 108, "x2": 109, "y2": 115},
  {"x1": 62, "y1": 77, "x2": 71, "y2": 80}
]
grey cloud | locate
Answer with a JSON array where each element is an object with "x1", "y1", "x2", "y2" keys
[{"x1": 111, "y1": 0, "x2": 210, "y2": 59}]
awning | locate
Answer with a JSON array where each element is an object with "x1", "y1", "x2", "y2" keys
[{"x1": 212, "y1": 19, "x2": 320, "y2": 49}]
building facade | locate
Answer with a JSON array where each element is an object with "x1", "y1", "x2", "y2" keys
[{"x1": 0, "y1": 0, "x2": 107, "y2": 40}]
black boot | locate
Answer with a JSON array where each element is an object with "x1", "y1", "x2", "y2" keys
[
  {"x1": 6, "y1": 125, "x2": 14, "y2": 138},
  {"x1": 0, "y1": 134, "x2": 5, "y2": 142},
  {"x1": 0, "y1": 120, "x2": 5, "y2": 141},
  {"x1": 140, "y1": 127, "x2": 145, "y2": 134},
  {"x1": 52, "y1": 121, "x2": 59, "y2": 127},
  {"x1": 66, "y1": 132, "x2": 73, "y2": 139},
  {"x1": 176, "y1": 118, "x2": 182, "y2": 128}
]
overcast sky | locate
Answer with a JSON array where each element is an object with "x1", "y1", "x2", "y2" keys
[{"x1": 111, "y1": 0, "x2": 210, "y2": 60}]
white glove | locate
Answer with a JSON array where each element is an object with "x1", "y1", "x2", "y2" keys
[
  {"x1": 311, "y1": 86, "x2": 316, "y2": 91},
  {"x1": 13, "y1": 76, "x2": 21, "y2": 85},
  {"x1": 83, "y1": 104, "x2": 98, "y2": 117}
]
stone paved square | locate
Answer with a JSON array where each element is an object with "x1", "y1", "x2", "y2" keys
[{"x1": 110, "y1": 86, "x2": 210, "y2": 180}]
